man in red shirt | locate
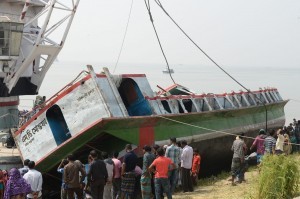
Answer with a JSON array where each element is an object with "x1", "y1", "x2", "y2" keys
[
  {"x1": 148, "y1": 147, "x2": 175, "y2": 199},
  {"x1": 191, "y1": 148, "x2": 201, "y2": 186}
]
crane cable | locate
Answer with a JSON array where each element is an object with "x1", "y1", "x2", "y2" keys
[
  {"x1": 153, "y1": 0, "x2": 270, "y2": 130},
  {"x1": 144, "y1": 0, "x2": 176, "y2": 84},
  {"x1": 157, "y1": 115, "x2": 300, "y2": 146},
  {"x1": 153, "y1": 0, "x2": 250, "y2": 92},
  {"x1": 113, "y1": 0, "x2": 134, "y2": 73}
]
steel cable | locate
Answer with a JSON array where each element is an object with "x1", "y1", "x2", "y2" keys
[
  {"x1": 113, "y1": 0, "x2": 134, "y2": 73},
  {"x1": 144, "y1": 0, "x2": 176, "y2": 84}
]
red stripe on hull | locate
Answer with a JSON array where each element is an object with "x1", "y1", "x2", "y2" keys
[
  {"x1": 138, "y1": 117, "x2": 159, "y2": 155},
  {"x1": 139, "y1": 126, "x2": 155, "y2": 147}
]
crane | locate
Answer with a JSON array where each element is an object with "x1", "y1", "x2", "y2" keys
[{"x1": 0, "y1": 0, "x2": 80, "y2": 130}]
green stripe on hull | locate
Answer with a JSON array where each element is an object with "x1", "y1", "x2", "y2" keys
[
  {"x1": 105, "y1": 127, "x2": 139, "y2": 145},
  {"x1": 153, "y1": 101, "x2": 286, "y2": 141},
  {"x1": 35, "y1": 101, "x2": 286, "y2": 173},
  {"x1": 104, "y1": 101, "x2": 286, "y2": 144}
]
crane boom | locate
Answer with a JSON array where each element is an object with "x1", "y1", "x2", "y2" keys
[{"x1": 0, "y1": 0, "x2": 80, "y2": 96}]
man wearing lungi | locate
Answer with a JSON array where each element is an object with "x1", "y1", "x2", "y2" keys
[
  {"x1": 140, "y1": 145, "x2": 155, "y2": 199},
  {"x1": 121, "y1": 144, "x2": 138, "y2": 199}
]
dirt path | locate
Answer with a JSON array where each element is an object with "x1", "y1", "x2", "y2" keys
[{"x1": 173, "y1": 170, "x2": 259, "y2": 199}]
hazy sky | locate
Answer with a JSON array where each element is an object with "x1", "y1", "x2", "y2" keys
[
  {"x1": 20, "y1": 0, "x2": 300, "y2": 120},
  {"x1": 56, "y1": 0, "x2": 300, "y2": 68}
]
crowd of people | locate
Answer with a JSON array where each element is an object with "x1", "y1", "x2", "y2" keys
[
  {"x1": 2, "y1": 120, "x2": 299, "y2": 198},
  {"x1": 0, "y1": 137, "x2": 201, "y2": 199},
  {"x1": 231, "y1": 119, "x2": 300, "y2": 186},
  {"x1": 0, "y1": 159, "x2": 42, "y2": 199}
]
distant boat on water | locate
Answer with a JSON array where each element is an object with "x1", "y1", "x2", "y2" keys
[{"x1": 162, "y1": 67, "x2": 174, "y2": 74}]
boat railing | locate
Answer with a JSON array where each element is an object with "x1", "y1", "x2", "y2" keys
[
  {"x1": 145, "y1": 88, "x2": 283, "y2": 115},
  {"x1": 19, "y1": 70, "x2": 89, "y2": 127}
]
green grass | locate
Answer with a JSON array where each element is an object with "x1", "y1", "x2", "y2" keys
[
  {"x1": 198, "y1": 155, "x2": 300, "y2": 199},
  {"x1": 256, "y1": 154, "x2": 300, "y2": 199},
  {"x1": 185, "y1": 154, "x2": 300, "y2": 199}
]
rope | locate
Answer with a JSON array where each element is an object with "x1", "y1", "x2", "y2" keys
[
  {"x1": 153, "y1": 0, "x2": 269, "y2": 130},
  {"x1": 144, "y1": 0, "x2": 176, "y2": 84},
  {"x1": 113, "y1": 0, "x2": 134, "y2": 73},
  {"x1": 157, "y1": 115, "x2": 300, "y2": 146},
  {"x1": 152, "y1": 1, "x2": 270, "y2": 100},
  {"x1": 157, "y1": 115, "x2": 255, "y2": 140}
]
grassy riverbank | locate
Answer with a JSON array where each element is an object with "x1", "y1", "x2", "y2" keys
[
  {"x1": 173, "y1": 168, "x2": 258, "y2": 199},
  {"x1": 173, "y1": 154, "x2": 300, "y2": 199}
]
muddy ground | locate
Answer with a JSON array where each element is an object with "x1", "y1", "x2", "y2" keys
[{"x1": 173, "y1": 169, "x2": 259, "y2": 199}]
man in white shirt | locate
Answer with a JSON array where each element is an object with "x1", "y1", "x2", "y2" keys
[
  {"x1": 103, "y1": 152, "x2": 115, "y2": 199},
  {"x1": 23, "y1": 161, "x2": 43, "y2": 199},
  {"x1": 19, "y1": 159, "x2": 30, "y2": 176},
  {"x1": 181, "y1": 140, "x2": 193, "y2": 193},
  {"x1": 275, "y1": 129, "x2": 284, "y2": 154}
]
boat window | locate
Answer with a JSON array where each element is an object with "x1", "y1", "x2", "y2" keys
[
  {"x1": 245, "y1": 94, "x2": 255, "y2": 106},
  {"x1": 237, "y1": 95, "x2": 243, "y2": 106},
  {"x1": 213, "y1": 98, "x2": 221, "y2": 110},
  {"x1": 193, "y1": 99, "x2": 202, "y2": 112},
  {"x1": 223, "y1": 98, "x2": 233, "y2": 109},
  {"x1": 200, "y1": 99, "x2": 209, "y2": 111},
  {"x1": 178, "y1": 100, "x2": 185, "y2": 113},
  {"x1": 268, "y1": 92, "x2": 276, "y2": 102},
  {"x1": 255, "y1": 93, "x2": 266, "y2": 104},
  {"x1": 275, "y1": 92, "x2": 283, "y2": 101},
  {"x1": 161, "y1": 100, "x2": 171, "y2": 113},
  {"x1": 46, "y1": 104, "x2": 71, "y2": 146},
  {"x1": 265, "y1": 93, "x2": 272, "y2": 103},
  {"x1": 237, "y1": 95, "x2": 248, "y2": 107},
  {"x1": 190, "y1": 99, "x2": 198, "y2": 112},
  {"x1": 228, "y1": 96, "x2": 239, "y2": 107},
  {"x1": 217, "y1": 97, "x2": 226, "y2": 109},
  {"x1": 205, "y1": 97, "x2": 212, "y2": 110},
  {"x1": 118, "y1": 79, "x2": 137, "y2": 107},
  {"x1": 118, "y1": 78, "x2": 152, "y2": 116},
  {"x1": 182, "y1": 99, "x2": 193, "y2": 113}
]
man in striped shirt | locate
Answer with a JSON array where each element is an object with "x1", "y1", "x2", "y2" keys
[
  {"x1": 165, "y1": 137, "x2": 180, "y2": 193},
  {"x1": 231, "y1": 133, "x2": 246, "y2": 185},
  {"x1": 264, "y1": 129, "x2": 276, "y2": 154}
]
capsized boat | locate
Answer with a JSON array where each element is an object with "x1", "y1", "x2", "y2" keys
[{"x1": 14, "y1": 65, "x2": 287, "y2": 175}]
